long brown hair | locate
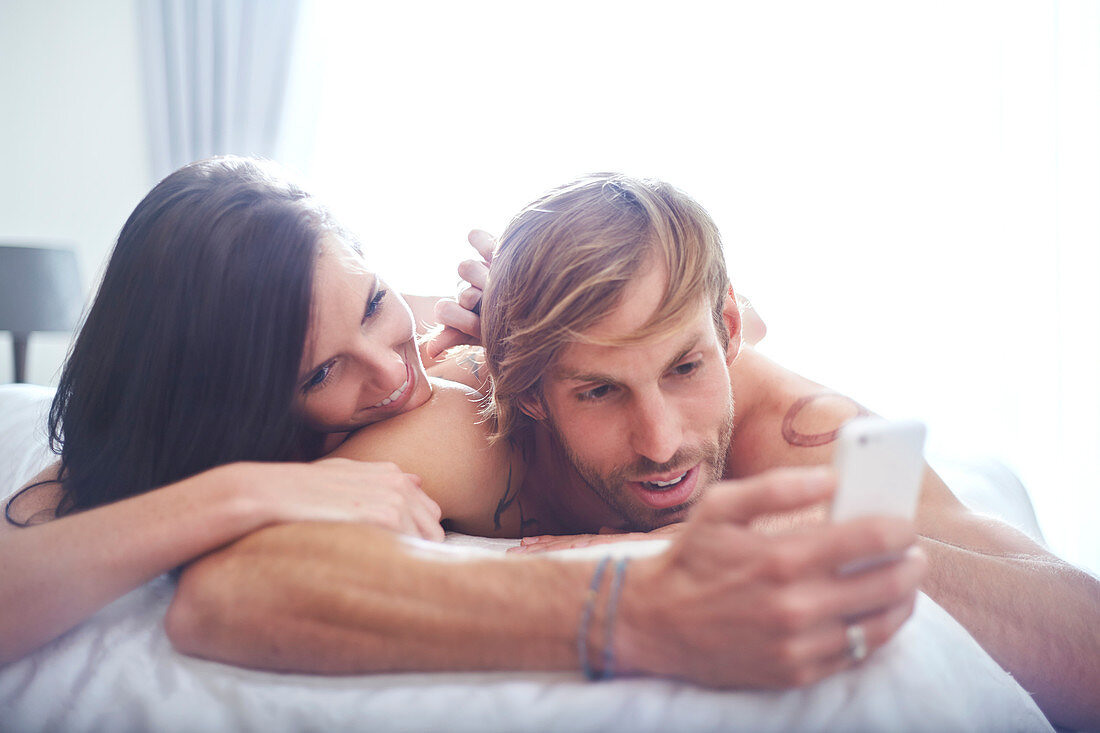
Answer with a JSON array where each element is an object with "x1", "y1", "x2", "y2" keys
[{"x1": 45, "y1": 157, "x2": 336, "y2": 516}]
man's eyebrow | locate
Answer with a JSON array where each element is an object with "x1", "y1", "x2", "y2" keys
[
  {"x1": 298, "y1": 274, "x2": 379, "y2": 385},
  {"x1": 554, "y1": 367, "x2": 614, "y2": 384},
  {"x1": 554, "y1": 333, "x2": 704, "y2": 384},
  {"x1": 661, "y1": 335, "x2": 704, "y2": 372}
]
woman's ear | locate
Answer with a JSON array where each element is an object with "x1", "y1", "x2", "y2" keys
[{"x1": 722, "y1": 285, "x2": 743, "y2": 365}]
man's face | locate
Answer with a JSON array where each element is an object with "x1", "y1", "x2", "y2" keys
[{"x1": 538, "y1": 263, "x2": 738, "y2": 531}]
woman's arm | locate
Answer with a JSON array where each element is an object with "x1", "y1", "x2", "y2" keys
[
  {"x1": 403, "y1": 293, "x2": 443, "y2": 336},
  {"x1": 400, "y1": 292, "x2": 488, "y2": 392},
  {"x1": 0, "y1": 458, "x2": 441, "y2": 666}
]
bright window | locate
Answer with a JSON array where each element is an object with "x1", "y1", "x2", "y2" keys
[{"x1": 282, "y1": 1, "x2": 1100, "y2": 572}]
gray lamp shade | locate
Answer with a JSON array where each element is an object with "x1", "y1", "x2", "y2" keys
[{"x1": 0, "y1": 244, "x2": 83, "y2": 382}]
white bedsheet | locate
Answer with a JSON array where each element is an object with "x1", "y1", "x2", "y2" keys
[{"x1": 0, "y1": 384, "x2": 1055, "y2": 732}]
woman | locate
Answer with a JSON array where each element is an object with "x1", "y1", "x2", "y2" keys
[{"x1": 0, "y1": 156, "x2": 491, "y2": 665}]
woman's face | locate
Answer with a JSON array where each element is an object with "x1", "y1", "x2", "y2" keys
[{"x1": 294, "y1": 235, "x2": 432, "y2": 433}]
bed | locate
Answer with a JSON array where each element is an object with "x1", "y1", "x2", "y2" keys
[{"x1": 0, "y1": 383, "x2": 1055, "y2": 732}]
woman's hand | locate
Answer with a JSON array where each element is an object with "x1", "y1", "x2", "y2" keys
[
  {"x1": 426, "y1": 230, "x2": 495, "y2": 359},
  {"x1": 424, "y1": 231, "x2": 767, "y2": 357},
  {"x1": 241, "y1": 458, "x2": 444, "y2": 542}
]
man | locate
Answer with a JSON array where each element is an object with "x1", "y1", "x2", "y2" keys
[{"x1": 168, "y1": 174, "x2": 1099, "y2": 730}]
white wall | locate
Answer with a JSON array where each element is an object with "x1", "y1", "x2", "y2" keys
[{"x1": 0, "y1": 0, "x2": 151, "y2": 386}]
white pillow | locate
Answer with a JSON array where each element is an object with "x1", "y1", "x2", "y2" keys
[{"x1": 0, "y1": 383, "x2": 57, "y2": 502}]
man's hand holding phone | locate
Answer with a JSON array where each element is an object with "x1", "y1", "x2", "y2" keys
[
  {"x1": 619, "y1": 467, "x2": 927, "y2": 686},
  {"x1": 832, "y1": 418, "x2": 927, "y2": 575}
]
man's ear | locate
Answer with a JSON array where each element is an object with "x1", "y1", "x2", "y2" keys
[{"x1": 722, "y1": 285, "x2": 742, "y2": 366}]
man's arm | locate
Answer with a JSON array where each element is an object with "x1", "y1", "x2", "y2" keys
[
  {"x1": 914, "y1": 474, "x2": 1100, "y2": 733},
  {"x1": 168, "y1": 522, "x2": 593, "y2": 674},
  {"x1": 728, "y1": 348, "x2": 1100, "y2": 731},
  {"x1": 0, "y1": 459, "x2": 439, "y2": 666},
  {"x1": 167, "y1": 468, "x2": 925, "y2": 688}
]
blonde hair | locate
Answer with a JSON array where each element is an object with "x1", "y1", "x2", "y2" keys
[{"x1": 481, "y1": 173, "x2": 731, "y2": 444}]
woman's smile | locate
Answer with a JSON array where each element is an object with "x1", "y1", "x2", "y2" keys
[
  {"x1": 370, "y1": 374, "x2": 410, "y2": 408},
  {"x1": 360, "y1": 352, "x2": 424, "y2": 415},
  {"x1": 296, "y1": 237, "x2": 433, "y2": 433}
]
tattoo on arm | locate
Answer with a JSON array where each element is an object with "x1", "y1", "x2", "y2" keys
[{"x1": 781, "y1": 393, "x2": 872, "y2": 447}]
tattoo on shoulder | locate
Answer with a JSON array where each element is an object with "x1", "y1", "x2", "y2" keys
[
  {"x1": 493, "y1": 463, "x2": 514, "y2": 530},
  {"x1": 492, "y1": 462, "x2": 538, "y2": 534},
  {"x1": 781, "y1": 392, "x2": 872, "y2": 448}
]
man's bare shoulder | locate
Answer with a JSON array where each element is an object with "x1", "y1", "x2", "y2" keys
[
  {"x1": 336, "y1": 378, "x2": 484, "y2": 447},
  {"x1": 727, "y1": 348, "x2": 872, "y2": 477},
  {"x1": 329, "y1": 379, "x2": 524, "y2": 534}
]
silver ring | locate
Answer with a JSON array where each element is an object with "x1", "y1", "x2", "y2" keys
[{"x1": 846, "y1": 623, "x2": 868, "y2": 662}]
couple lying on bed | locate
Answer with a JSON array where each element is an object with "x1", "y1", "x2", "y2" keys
[{"x1": 2, "y1": 157, "x2": 1097, "y2": 731}]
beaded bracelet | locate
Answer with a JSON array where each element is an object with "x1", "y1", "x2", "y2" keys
[
  {"x1": 577, "y1": 556, "x2": 610, "y2": 680},
  {"x1": 601, "y1": 556, "x2": 630, "y2": 679},
  {"x1": 577, "y1": 555, "x2": 632, "y2": 681}
]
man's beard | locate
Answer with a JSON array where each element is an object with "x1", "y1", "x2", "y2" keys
[{"x1": 547, "y1": 403, "x2": 734, "y2": 531}]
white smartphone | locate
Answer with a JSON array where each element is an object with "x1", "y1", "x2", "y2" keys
[
  {"x1": 831, "y1": 417, "x2": 926, "y2": 571},
  {"x1": 832, "y1": 417, "x2": 927, "y2": 522}
]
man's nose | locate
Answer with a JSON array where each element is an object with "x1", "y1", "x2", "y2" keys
[{"x1": 628, "y1": 391, "x2": 682, "y2": 465}]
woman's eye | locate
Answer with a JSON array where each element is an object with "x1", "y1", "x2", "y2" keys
[
  {"x1": 365, "y1": 289, "x2": 387, "y2": 319},
  {"x1": 303, "y1": 363, "x2": 333, "y2": 393}
]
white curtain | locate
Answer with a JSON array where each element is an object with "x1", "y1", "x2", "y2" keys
[{"x1": 138, "y1": 0, "x2": 302, "y2": 182}]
